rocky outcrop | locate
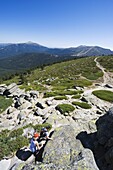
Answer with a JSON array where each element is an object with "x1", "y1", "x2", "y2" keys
[
  {"x1": 42, "y1": 125, "x2": 99, "y2": 170},
  {"x1": 0, "y1": 84, "x2": 7, "y2": 95},
  {"x1": 2, "y1": 83, "x2": 25, "y2": 97},
  {"x1": 77, "y1": 107, "x2": 113, "y2": 170},
  {"x1": 11, "y1": 125, "x2": 99, "y2": 170}
]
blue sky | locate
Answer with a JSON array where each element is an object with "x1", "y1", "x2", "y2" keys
[{"x1": 0, "y1": 0, "x2": 113, "y2": 50}]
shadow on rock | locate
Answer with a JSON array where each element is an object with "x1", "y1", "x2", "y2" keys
[
  {"x1": 16, "y1": 149, "x2": 33, "y2": 161},
  {"x1": 76, "y1": 107, "x2": 113, "y2": 170}
]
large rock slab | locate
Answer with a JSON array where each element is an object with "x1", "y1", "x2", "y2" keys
[{"x1": 42, "y1": 125, "x2": 98, "y2": 169}]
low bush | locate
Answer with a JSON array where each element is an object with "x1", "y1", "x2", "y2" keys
[
  {"x1": 33, "y1": 123, "x2": 52, "y2": 132},
  {"x1": 74, "y1": 79, "x2": 92, "y2": 87},
  {"x1": 7, "y1": 136, "x2": 29, "y2": 152},
  {"x1": 54, "y1": 96, "x2": 68, "y2": 100},
  {"x1": 23, "y1": 123, "x2": 52, "y2": 132},
  {"x1": 56, "y1": 104, "x2": 75, "y2": 114},
  {"x1": 72, "y1": 101, "x2": 91, "y2": 109},
  {"x1": 44, "y1": 90, "x2": 81, "y2": 98},
  {"x1": 72, "y1": 94, "x2": 81, "y2": 99},
  {"x1": 0, "y1": 143, "x2": 11, "y2": 159},
  {"x1": 92, "y1": 90, "x2": 113, "y2": 102},
  {"x1": 9, "y1": 128, "x2": 23, "y2": 138},
  {"x1": 0, "y1": 96, "x2": 13, "y2": 114},
  {"x1": 44, "y1": 91, "x2": 57, "y2": 97},
  {"x1": 0, "y1": 128, "x2": 28, "y2": 160}
]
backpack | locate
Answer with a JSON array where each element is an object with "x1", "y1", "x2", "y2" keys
[{"x1": 16, "y1": 148, "x2": 32, "y2": 161}]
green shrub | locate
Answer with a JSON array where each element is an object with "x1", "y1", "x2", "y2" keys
[
  {"x1": 54, "y1": 96, "x2": 68, "y2": 100},
  {"x1": 72, "y1": 101, "x2": 91, "y2": 109},
  {"x1": 7, "y1": 136, "x2": 29, "y2": 152},
  {"x1": 0, "y1": 129, "x2": 10, "y2": 139},
  {"x1": 23, "y1": 123, "x2": 52, "y2": 133},
  {"x1": 0, "y1": 129, "x2": 10, "y2": 159},
  {"x1": 74, "y1": 79, "x2": 92, "y2": 87},
  {"x1": 9, "y1": 128, "x2": 23, "y2": 138},
  {"x1": 44, "y1": 90, "x2": 81, "y2": 98},
  {"x1": 0, "y1": 128, "x2": 28, "y2": 160},
  {"x1": 56, "y1": 104, "x2": 75, "y2": 114},
  {"x1": 44, "y1": 91, "x2": 57, "y2": 97},
  {"x1": 0, "y1": 96, "x2": 13, "y2": 114},
  {"x1": 0, "y1": 143, "x2": 11, "y2": 159},
  {"x1": 77, "y1": 90, "x2": 84, "y2": 94},
  {"x1": 52, "y1": 85, "x2": 69, "y2": 91},
  {"x1": 72, "y1": 94, "x2": 81, "y2": 99},
  {"x1": 33, "y1": 123, "x2": 52, "y2": 132},
  {"x1": 92, "y1": 90, "x2": 113, "y2": 102}
]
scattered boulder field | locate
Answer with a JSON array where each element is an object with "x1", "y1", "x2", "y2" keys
[{"x1": 0, "y1": 82, "x2": 113, "y2": 170}]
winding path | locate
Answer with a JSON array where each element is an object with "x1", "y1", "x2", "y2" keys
[{"x1": 94, "y1": 57, "x2": 113, "y2": 86}]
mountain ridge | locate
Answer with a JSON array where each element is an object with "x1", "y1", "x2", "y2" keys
[{"x1": 0, "y1": 42, "x2": 113, "y2": 58}]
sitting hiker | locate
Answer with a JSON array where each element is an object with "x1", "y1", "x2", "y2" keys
[
  {"x1": 38, "y1": 127, "x2": 52, "y2": 147},
  {"x1": 30, "y1": 133, "x2": 42, "y2": 155}
]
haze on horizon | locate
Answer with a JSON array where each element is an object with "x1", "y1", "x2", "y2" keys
[{"x1": 0, "y1": 0, "x2": 113, "y2": 50}]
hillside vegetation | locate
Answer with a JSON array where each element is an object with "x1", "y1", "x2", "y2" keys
[
  {"x1": 3, "y1": 56, "x2": 103, "y2": 92},
  {"x1": 97, "y1": 56, "x2": 113, "y2": 72}
]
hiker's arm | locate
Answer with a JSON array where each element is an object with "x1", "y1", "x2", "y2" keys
[
  {"x1": 46, "y1": 136, "x2": 52, "y2": 140},
  {"x1": 46, "y1": 132, "x2": 53, "y2": 140},
  {"x1": 45, "y1": 131, "x2": 52, "y2": 140},
  {"x1": 35, "y1": 141, "x2": 42, "y2": 150}
]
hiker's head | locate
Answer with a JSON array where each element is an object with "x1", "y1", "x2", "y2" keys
[
  {"x1": 41, "y1": 127, "x2": 47, "y2": 132},
  {"x1": 33, "y1": 133, "x2": 39, "y2": 140}
]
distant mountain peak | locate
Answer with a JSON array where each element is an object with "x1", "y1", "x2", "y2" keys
[
  {"x1": 77, "y1": 45, "x2": 87, "y2": 48},
  {"x1": 25, "y1": 41, "x2": 43, "y2": 46},
  {"x1": 26, "y1": 41, "x2": 37, "y2": 44},
  {"x1": 26, "y1": 41, "x2": 34, "y2": 44}
]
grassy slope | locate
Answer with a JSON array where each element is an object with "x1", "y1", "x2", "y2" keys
[
  {"x1": 97, "y1": 56, "x2": 113, "y2": 72},
  {"x1": 3, "y1": 56, "x2": 104, "y2": 91},
  {"x1": 29, "y1": 56, "x2": 103, "y2": 81}
]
